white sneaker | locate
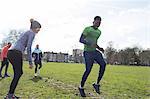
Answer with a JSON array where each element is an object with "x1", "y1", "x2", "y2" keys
[{"x1": 34, "y1": 73, "x2": 37, "y2": 77}]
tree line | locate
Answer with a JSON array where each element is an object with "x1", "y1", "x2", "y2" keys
[
  {"x1": 105, "y1": 41, "x2": 150, "y2": 66},
  {"x1": 1, "y1": 30, "x2": 150, "y2": 66}
]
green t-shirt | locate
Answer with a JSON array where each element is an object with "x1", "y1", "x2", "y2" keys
[{"x1": 82, "y1": 26, "x2": 101, "y2": 51}]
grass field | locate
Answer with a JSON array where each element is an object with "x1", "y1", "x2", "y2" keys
[{"x1": 0, "y1": 62, "x2": 150, "y2": 99}]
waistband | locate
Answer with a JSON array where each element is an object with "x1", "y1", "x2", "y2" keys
[{"x1": 9, "y1": 49, "x2": 22, "y2": 54}]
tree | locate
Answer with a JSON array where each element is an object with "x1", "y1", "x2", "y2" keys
[
  {"x1": 0, "y1": 29, "x2": 24, "y2": 48},
  {"x1": 105, "y1": 41, "x2": 117, "y2": 64},
  {"x1": 117, "y1": 47, "x2": 141, "y2": 65},
  {"x1": 139, "y1": 49, "x2": 150, "y2": 66}
]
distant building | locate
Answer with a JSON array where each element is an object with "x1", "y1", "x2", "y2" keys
[
  {"x1": 21, "y1": 49, "x2": 84, "y2": 63},
  {"x1": 57, "y1": 52, "x2": 68, "y2": 62},
  {"x1": 43, "y1": 52, "x2": 69, "y2": 63},
  {"x1": 68, "y1": 55, "x2": 74, "y2": 63},
  {"x1": 72, "y1": 49, "x2": 84, "y2": 63}
]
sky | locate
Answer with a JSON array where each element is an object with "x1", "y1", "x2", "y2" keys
[{"x1": 0, "y1": 0, "x2": 149, "y2": 54}]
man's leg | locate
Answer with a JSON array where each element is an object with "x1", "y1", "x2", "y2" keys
[
  {"x1": 38, "y1": 61, "x2": 42, "y2": 69},
  {"x1": 0, "y1": 60, "x2": 5, "y2": 77},
  {"x1": 4, "y1": 58, "x2": 10, "y2": 77},
  {"x1": 79, "y1": 51, "x2": 94, "y2": 97},
  {"x1": 34, "y1": 61, "x2": 38, "y2": 77},
  {"x1": 80, "y1": 51, "x2": 94, "y2": 87},
  {"x1": 92, "y1": 51, "x2": 106, "y2": 94},
  {"x1": 37, "y1": 61, "x2": 42, "y2": 76},
  {"x1": 95, "y1": 51, "x2": 106, "y2": 84}
]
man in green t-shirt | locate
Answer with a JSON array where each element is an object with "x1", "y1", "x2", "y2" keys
[{"x1": 78, "y1": 16, "x2": 106, "y2": 97}]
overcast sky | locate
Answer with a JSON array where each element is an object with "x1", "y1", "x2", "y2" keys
[{"x1": 0, "y1": 0, "x2": 149, "y2": 54}]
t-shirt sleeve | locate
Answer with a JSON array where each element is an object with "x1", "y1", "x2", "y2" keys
[
  {"x1": 82, "y1": 27, "x2": 89, "y2": 36},
  {"x1": 27, "y1": 33, "x2": 35, "y2": 65}
]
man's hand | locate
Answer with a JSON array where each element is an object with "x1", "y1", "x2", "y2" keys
[{"x1": 29, "y1": 64, "x2": 33, "y2": 69}]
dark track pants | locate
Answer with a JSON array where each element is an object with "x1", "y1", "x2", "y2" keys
[
  {"x1": 80, "y1": 50, "x2": 106, "y2": 87},
  {"x1": 34, "y1": 60, "x2": 42, "y2": 73},
  {"x1": 7, "y1": 50, "x2": 23, "y2": 94},
  {"x1": 0, "y1": 58, "x2": 9, "y2": 75}
]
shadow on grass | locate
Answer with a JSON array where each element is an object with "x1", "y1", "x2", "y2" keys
[{"x1": 30, "y1": 76, "x2": 42, "y2": 83}]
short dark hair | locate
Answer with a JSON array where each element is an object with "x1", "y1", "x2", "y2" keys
[
  {"x1": 7, "y1": 42, "x2": 11, "y2": 45},
  {"x1": 94, "y1": 16, "x2": 101, "y2": 21}
]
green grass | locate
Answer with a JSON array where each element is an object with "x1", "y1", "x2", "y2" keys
[{"x1": 0, "y1": 62, "x2": 150, "y2": 99}]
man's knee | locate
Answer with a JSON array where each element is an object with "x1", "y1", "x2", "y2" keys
[{"x1": 85, "y1": 67, "x2": 92, "y2": 74}]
